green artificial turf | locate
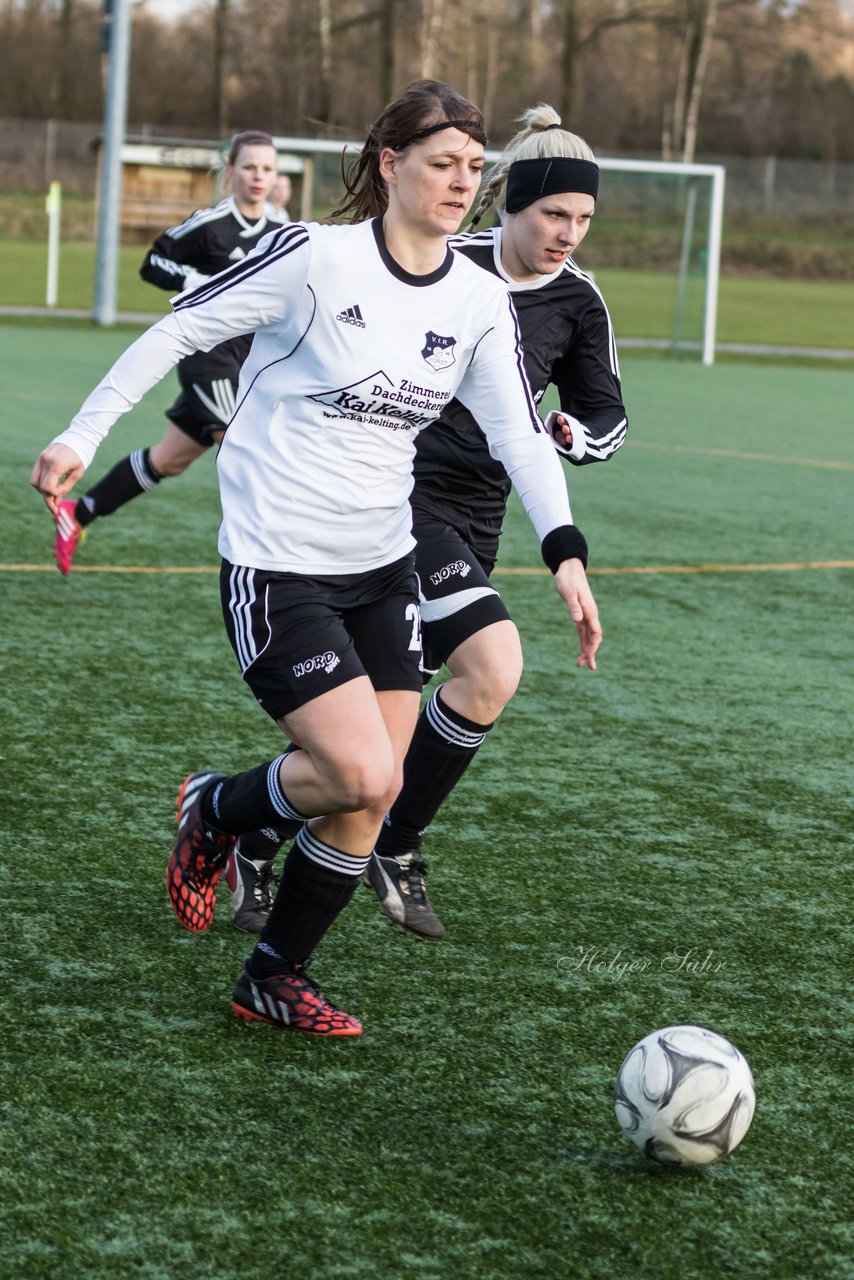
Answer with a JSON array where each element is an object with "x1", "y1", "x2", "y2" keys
[{"x1": 1, "y1": 328, "x2": 852, "y2": 1279}]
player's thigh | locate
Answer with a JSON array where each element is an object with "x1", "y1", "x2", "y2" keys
[
  {"x1": 281, "y1": 684, "x2": 420, "y2": 813},
  {"x1": 414, "y1": 516, "x2": 511, "y2": 679},
  {"x1": 375, "y1": 687, "x2": 421, "y2": 788},
  {"x1": 280, "y1": 675, "x2": 399, "y2": 801}
]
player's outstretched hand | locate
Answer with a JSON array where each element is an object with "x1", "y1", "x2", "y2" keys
[
  {"x1": 553, "y1": 558, "x2": 602, "y2": 670},
  {"x1": 30, "y1": 443, "x2": 85, "y2": 516}
]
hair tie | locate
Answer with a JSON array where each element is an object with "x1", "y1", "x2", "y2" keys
[{"x1": 545, "y1": 122, "x2": 563, "y2": 131}]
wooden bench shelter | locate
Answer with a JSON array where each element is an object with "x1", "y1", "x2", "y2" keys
[{"x1": 103, "y1": 138, "x2": 306, "y2": 243}]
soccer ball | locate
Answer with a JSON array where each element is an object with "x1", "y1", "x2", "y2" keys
[{"x1": 614, "y1": 1025, "x2": 755, "y2": 1166}]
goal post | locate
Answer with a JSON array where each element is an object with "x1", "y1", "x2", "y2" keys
[
  {"x1": 596, "y1": 157, "x2": 726, "y2": 367},
  {"x1": 272, "y1": 136, "x2": 726, "y2": 366}
]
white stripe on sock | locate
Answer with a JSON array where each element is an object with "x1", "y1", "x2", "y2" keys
[
  {"x1": 267, "y1": 755, "x2": 309, "y2": 822},
  {"x1": 425, "y1": 691, "x2": 486, "y2": 749},
  {"x1": 296, "y1": 826, "x2": 370, "y2": 877}
]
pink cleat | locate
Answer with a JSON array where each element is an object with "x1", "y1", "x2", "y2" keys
[{"x1": 53, "y1": 499, "x2": 85, "y2": 575}]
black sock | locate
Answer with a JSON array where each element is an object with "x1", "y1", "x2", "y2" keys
[
  {"x1": 249, "y1": 826, "x2": 370, "y2": 970},
  {"x1": 375, "y1": 685, "x2": 493, "y2": 859},
  {"x1": 235, "y1": 824, "x2": 304, "y2": 867},
  {"x1": 236, "y1": 828, "x2": 286, "y2": 867},
  {"x1": 202, "y1": 754, "x2": 310, "y2": 834},
  {"x1": 75, "y1": 448, "x2": 161, "y2": 527}
]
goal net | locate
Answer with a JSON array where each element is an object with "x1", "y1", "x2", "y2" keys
[{"x1": 279, "y1": 140, "x2": 725, "y2": 366}]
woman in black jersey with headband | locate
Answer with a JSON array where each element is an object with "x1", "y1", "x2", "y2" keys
[{"x1": 362, "y1": 104, "x2": 628, "y2": 939}]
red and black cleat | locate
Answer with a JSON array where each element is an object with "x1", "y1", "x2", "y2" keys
[
  {"x1": 231, "y1": 961, "x2": 362, "y2": 1036},
  {"x1": 165, "y1": 773, "x2": 236, "y2": 933}
]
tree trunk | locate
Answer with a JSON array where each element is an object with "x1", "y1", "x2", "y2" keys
[
  {"x1": 666, "y1": 0, "x2": 720, "y2": 162},
  {"x1": 213, "y1": 0, "x2": 228, "y2": 136},
  {"x1": 420, "y1": 0, "x2": 445, "y2": 79},
  {"x1": 664, "y1": 19, "x2": 693, "y2": 160},
  {"x1": 482, "y1": 19, "x2": 499, "y2": 129},
  {"x1": 560, "y1": 0, "x2": 578, "y2": 128},
  {"x1": 57, "y1": 0, "x2": 75, "y2": 115},
  {"x1": 378, "y1": 0, "x2": 396, "y2": 107},
  {"x1": 682, "y1": 0, "x2": 719, "y2": 162},
  {"x1": 317, "y1": 0, "x2": 332, "y2": 123}
]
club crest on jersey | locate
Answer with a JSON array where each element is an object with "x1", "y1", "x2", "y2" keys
[{"x1": 421, "y1": 331, "x2": 456, "y2": 371}]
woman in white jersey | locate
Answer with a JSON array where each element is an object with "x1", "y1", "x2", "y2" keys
[
  {"x1": 52, "y1": 132, "x2": 284, "y2": 575},
  {"x1": 30, "y1": 80, "x2": 601, "y2": 1039}
]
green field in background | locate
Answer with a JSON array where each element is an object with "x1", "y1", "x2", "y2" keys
[
  {"x1": 1, "y1": 238, "x2": 853, "y2": 353},
  {"x1": 1, "y1": 325, "x2": 852, "y2": 1279}
]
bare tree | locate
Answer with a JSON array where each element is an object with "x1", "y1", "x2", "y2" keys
[
  {"x1": 559, "y1": 0, "x2": 579, "y2": 126},
  {"x1": 378, "y1": 0, "x2": 397, "y2": 106},
  {"x1": 317, "y1": 0, "x2": 333, "y2": 122},
  {"x1": 663, "y1": 0, "x2": 720, "y2": 160},
  {"x1": 213, "y1": 0, "x2": 229, "y2": 135},
  {"x1": 420, "y1": 0, "x2": 445, "y2": 79}
]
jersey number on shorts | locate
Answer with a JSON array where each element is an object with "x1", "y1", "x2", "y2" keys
[{"x1": 405, "y1": 602, "x2": 422, "y2": 652}]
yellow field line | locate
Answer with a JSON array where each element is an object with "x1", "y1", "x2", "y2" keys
[
  {"x1": 499, "y1": 561, "x2": 854, "y2": 576},
  {"x1": 629, "y1": 441, "x2": 854, "y2": 470},
  {"x1": 2, "y1": 561, "x2": 852, "y2": 577}
]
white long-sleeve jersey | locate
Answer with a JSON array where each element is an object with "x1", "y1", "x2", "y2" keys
[{"x1": 54, "y1": 218, "x2": 575, "y2": 575}]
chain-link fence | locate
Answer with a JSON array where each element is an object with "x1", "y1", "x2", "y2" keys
[{"x1": 0, "y1": 117, "x2": 852, "y2": 278}]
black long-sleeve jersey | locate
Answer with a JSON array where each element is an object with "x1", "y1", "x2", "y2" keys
[
  {"x1": 139, "y1": 196, "x2": 287, "y2": 379},
  {"x1": 413, "y1": 225, "x2": 628, "y2": 556}
]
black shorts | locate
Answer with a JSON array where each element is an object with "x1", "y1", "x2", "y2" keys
[
  {"x1": 166, "y1": 345, "x2": 245, "y2": 446},
  {"x1": 414, "y1": 514, "x2": 510, "y2": 679},
  {"x1": 220, "y1": 555, "x2": 423, "y2": 720}
]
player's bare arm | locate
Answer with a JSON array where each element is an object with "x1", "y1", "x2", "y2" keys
[{"x1": 553, "y1": 557, "x2": 602, "y2": 670}]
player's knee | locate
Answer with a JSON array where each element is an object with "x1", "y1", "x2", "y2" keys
[
  {"x1": 331, "y1": 752, "x2": 396, "y2": 811},
  {"x1": 480, "y1": 652, "x2": 523, "y2": 711},
  {"x1": 459, "y1": 650, "x2": 523, "y2": 720},
  {"x1": 448, "y1": 622, "x2": 523, "y2": 720},
  {"x1": 376, "y1": 759, "x2": 406, "y2": 814}
]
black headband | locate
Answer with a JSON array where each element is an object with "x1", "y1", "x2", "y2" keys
[
  {"x1": 392, "y1": 119, "x2": 486, "y2": 152},
  {"x1": 505, "y1": 157, "x2": 600, "y2": 212}
]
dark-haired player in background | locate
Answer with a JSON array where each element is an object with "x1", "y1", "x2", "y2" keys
[{"x1": 52, "y1": 130, "x2": 284, "y2": 574}]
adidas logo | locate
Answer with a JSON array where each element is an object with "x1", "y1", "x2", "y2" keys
[
  {"x1": 335, "y1": 304, "x2": 365, "y2": 329},
  {"x1": 228, "y1": 247, "x2": 247, "y2": 261}
]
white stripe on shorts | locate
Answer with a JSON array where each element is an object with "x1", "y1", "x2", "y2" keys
[
  {"x1": 227, "y1": 565, "x2": 259, "y2": 672},
  {"x1": 419, "y1": 584, "x2": 498, "y2": 625}
]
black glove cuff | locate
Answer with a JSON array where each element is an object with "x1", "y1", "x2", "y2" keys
[{"x1": 541, "y1": 524, "x2": 588, "y2": 573}]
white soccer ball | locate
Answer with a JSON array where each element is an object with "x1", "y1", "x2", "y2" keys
[{"x1": 614, "y1": 1024, "x2": 755, "y2": 1166}]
